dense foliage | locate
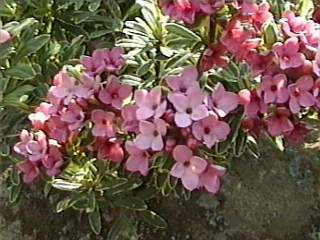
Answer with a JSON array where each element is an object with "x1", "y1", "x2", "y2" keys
[{"x1": 1, "y1": 0, "x2": 319, "y2": 237}]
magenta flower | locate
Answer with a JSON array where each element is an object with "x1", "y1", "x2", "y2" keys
[
  {"x1": 91, "y1": 109, "x2": 115, "y2": 138},
  {"x1": 273, "y1": 37, "x2": 305, "y2": 70},
  {"x1": 96, "y1": 140, "x2": 124, "y2": 163},
  {"x1": 200, "y1": 42, "x2": 229, "y2": 71},
  {"x1": 170, "y1": 145, "x2": 207, "y2": 191},
  {"x1": 46, "y1": 116, "x2": 69, "y2": 143},
  {"x1": 192, "y1": 115, "x2": 230, "y2": 148},
  {"x1": 0, "y1": 28, "x2": 11, "y2": 44},
  {"x1": 288, "y1": 75, "x2": 315, "y2": 113},
  {"x1": 168, "y1": 89, "x2": 208, "y2": 128},
  {"x1": 195, "y1": 0, "x2": 224, "y2": 14},
  {"x1": 99, "y1": 76, "x2": 132, "y2": 109},
  {"x1": 135, "y1": 119, "x2": 167, "y2": 151},
  {"x1": 239, "y1": 89, "x2": 267, "y2": 118},
  {"x1": 266, "y1": 107, "x2": 294, "y2": 137},
  {"x1": 210, "y1": 83, "x2": 239, "y2": 117},
  {"x1": 165, "y1": 67, "x2": 199, "y2": 94},
  {"x1": 80, "y1": 51, "x2": 105, "y2": 76},
  {"x1": 42, "y1": 144, "x2": 63, "y2": 177},
  {"x1": 260, "y1": 74, "x2": 289, "y2": 104},
  {"x1": 199, "y1": 164, "x2": 226, "y2": 194},
  {"x1": 121, "y1": 105, "x2": 139, "y2": 133},
  {"x1": 280, "y1": 11, "x2": 309, "y2": 37},
  {"x1": 14, "y1": 130, "x2": 48, "y2": 162},
  {"x1": 134, "y1": 87, "x2": 167, "y2": 120},
  {"x1": 17, "y1": 161, "x2": 40, "y2": 184},
  {"x1": 160, "y1": 0, "x2": 197, "y2": 24},
  {"x1": 60, "y1": 102, "x2": 85, "y2": 131},
  {"x1": 125, "y1": 141, "x2": 149, "y2": 176}
]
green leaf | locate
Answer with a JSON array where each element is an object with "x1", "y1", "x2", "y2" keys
[
  {"x1": 44, "y1": 182, "x2": 52, "y2": 198},
  {"x1": 104, "y1": 179, "x2": 143, "y2": 195},
  {"x1": 263, "y1": 22, "x2": 278, "y2": 49},
  {"x1": 5, "y1": 64, "x2": 36, "y2": 80},
  {"x1": 52, "y1": 179, "x2": 82, "y2": 191},
  {"x1": 17, "y1": 34, "x2": 50, "y2": 58},
  {"x1": 107, "y1": 215, "x2": 138, "y2": 240},
  {"x1": 86, "y1": 192, "x2": 96, "y2": 213},
  {"x1": 56, "y1": 197, "x2": 72, "y2": 213},
  {"x1": 88, "y1": 206, "x2": 101, "y2": 235},
  {"x1": 88, "y1": 0, "x2": 101, "y2": 12},
  {"x1": 9, "y1": 184, "x2": 21, "y2": 203},
  {"x1": 3, "y1": 85, "x2": 35, "y2": 105},
  {"x1": 0, "y1": 42, "x2": 14, "y2": 60},
  {"x1": 10, "y1": 168, "x2": 20, "y2": 185},
  {"x1": 298, "y1": 0, "x2": 314, "y2": 18},
  {"x1": 106, "y1": 0, "x2": 122, "y2": 19},
  {"x1": 114, "y1": 196, "x2": 147, "y2": 211},
  {"x1": 166, "y1": 23, "x2": 201, "y2": 42},
  {"x1": 140, "y1": 210, "x2": 167, "y2": 229},
  {"x1": 5, "y1": 18, "x2": 38, "y2": 36}
]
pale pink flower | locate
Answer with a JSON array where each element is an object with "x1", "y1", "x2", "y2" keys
[
  {"x1": 74, "y1": 73, "x2": 100, "y2": 99},
  {"x1": 42, "y1": 144, "x2": 63, "y2": 176},
  {"x1": 134, "y1": 87, "x2": 167, "y2": 120},
  {"x1": 94, "y1": 48, "x2": 125, "y2": 74},
  {"x1": 99, "y1": 76, "x2": 132, "y2": 109},
  {"x1": 241, "y1": 2, "x2": 272, "y2": 28},
  {"x1": 260, "y1": 74, "x2": 289, "y2": 104},
  {"x1": 313, "y1": 49, "x2": 320, "y2": 77},
  {"x1": 210, "y1": 83, "x2": 239, "y2": 117},
  {"x1": 165, "y1": 67, "x2": 199, "y2": 94},
  {"x1": 91, "y1": 109, "x2": 115, "y2": 138},
  {"x1": 288, "y1": 75, "x2": 315, "y2": 113},
  {"x1": 168, "y1": 89, "x2": 208, "y2": 128},
  {"x1": 192, "y1": 115, "x2": 230, "y2": 148},
  {"x1": 280, "y1": 11, "x2": 309, "y2": 37},
  {"x1": 121, "y1": 105, "x2": 139, "y2": 133},
  {"x1": 0, "y1": 29, "x2": 11, "y2": 44},
  {"x1": 46, "y1": 116, "x2": 69, "y2": 143},
  {"x1": 199, "y1": 164, "x2": 226, "y2": 194},
  {"x1": 195, "y1": 0, "x2": 224, "y2": 14},
  {"x1": 134, "y1": 119, "x2": 167, "y2": 151},
  {"x1": 170, "y1": 145, "x2": 207, "y2": 191},
  {"x1": 125, "y1": 141, "x2": 149, "y2": 176},
  {"x1": 266, "y1": 107, "x2": 294, "y2": 137},
  {"x1": 60, "y1": 102, "x2": 85, "y2": 131},
  {"x1": 17, "y1": 161, "x2": 40, "y2": 184},
  {"x1": 28, "y1": 102, "x2": 57, "y2": 130},
  {"x1": 273, "y1": 37, "x2": 305, "y2": 70},
  {"x1": 239, "y1": 89, "x2": 267, "y2": 118},
  {"x1": 80, "y1": 51, "x2": 105, "y2": 76}
]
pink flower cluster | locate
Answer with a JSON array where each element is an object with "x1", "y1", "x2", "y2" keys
[
  {"x1": 159, "y1": 0, "x2": 224, "y2": 24},
  {"x1": 14, "y1": 49, "x2": 228, "y2": 194}
]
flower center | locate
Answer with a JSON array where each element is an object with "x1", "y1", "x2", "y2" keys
[
  {"x1": 180, "y1": 87, "x2": 187, "y2": 93},
  {"x1": 204, "y1": 127, "x2": 211, "y2": 134},
  {"x1": 183, "y1": 161, "x2": 190, "y2": 167},
  {"x1": 186, "y1": 107, "x2": 192, "y2": 114},
  {"x1": 152, "y1": 104, "x2": 158, "y2": 110},
  {"x1": 270, "y1": 85, "x2": 277, "y2": 92},
  {"x1": 293, "y1": 90, "x2": 300, "y2": 97},
  {"x1": 111, "y1": 92, "x2": 119, "y2": 99},
  {"x1": 153, "y1": 130, "x2": 159, "y2": 137},
  {"x1": 102, "y1": 119, "x2": 108, "y2": 125}
]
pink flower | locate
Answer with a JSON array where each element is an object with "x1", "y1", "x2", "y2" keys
[
  {"x1": 210, "y1": 83, "x2": 239, "y2": 117},
  {"x1": 99, "y1": 76, "x2": 132, "y2": 109},
  {"x1": 168, "y1": 89, "x2": 208, "y2": 128},
  {"x1": 46, "y1": 116, "x2": 69, "y2": 143},
  {"x1": 192, "y1": 115, "x2": 230, "y2": 148},
  {"x1": 28, "y1": 102, "x2": 57, "y2": 129},
  {"x1": 94, "y1": 48, "x2": 125, "y2": 74},
  {"x1": 245, "y1": 2, "x2": 273, "y2": 29},
  {"x1": 60, "y1": 102, "x2": 85, "y2": 131},
  {"x1": 280, "y1": 11, "x2": 309, "y2": 37},
  {"x1": 196, "y1": 0, "x2": 224, "y2": 14},
  {"x1": 238, "y1": 89, "x2": 267, "y2": 118},
  {"x1": 247, "y1": 52, "x2": 274, "y2": 76},
  {"x1": 42, "y1": 144, "x2": 63, "y2": 176},
  {"x1": 125, "y1": 141, "x2": 149, "y2": 176},
  {"x1": 91, "y1": 110, "x2": 115, "y2": 138},
  {"x1": 313, "y1": 49, "x2": 320, "y2": 77},
  {"x1": 80, "y1": 51, "x2": 105, "y2": 76},
  {"x1": 121, "y1": 105, "x2": 139, "y2": 133},
  {"x1": 160, "y1": 0, "x2": 197, "y2": 24},
  {"x1": 165, "y1": 67, "x2": 199, "y2": 94},
  {"x1": 74, "y1": 73, "x2": 100, "y2": 99},
  {"x1": 284, "y1": 123, "x2": 310, "y2": 145},
  {"x1": 0, "y1": 28, "x2": 11, "y2": 44},
  {"x1": 200, "y1": 43, "x2": 229, "y2": 71},
  {"x1": 288, "y1": 75, "x2": 315, "y2": 113},
  {"x1": 14, "y1": 130, "x2": 48, "y2": 162},
  {"x1": 96, "y1": 139, "x2": 124, "y2": 163},
  {"x1": 273, "y1": 37, "x2": 305, "y2": 70},
  {"x1": 199, "y1": 164, "x2": 226, "y2": 194},
  {"x1": 266, "y1": 107, "x2": 294, "y2": 137},
  {"x1": 134, "y1": 87, "x2": 167, "y2": 120},
  {"x1": 17, "y1": 161, "x2": 40, "y2": 184},
  {"x1": 49, "y1": 71, "x2": 77, "y2": 105},
  {"x1": 260, "y1": 74, "x2": 289, "y2": 104},
  {"x1": 135, "y1": 119, "x2": 167, "y2": 151},
  {"x1": 170, "y1": 145, "x2": 207, "y2": 191}
]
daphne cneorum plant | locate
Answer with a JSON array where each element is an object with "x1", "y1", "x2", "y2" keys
[{"x1": 3, "y1": 0, "x2": 320, "y2": 237}]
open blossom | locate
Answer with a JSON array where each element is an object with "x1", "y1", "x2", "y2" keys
[
  {"x1": 96, "y1": 140, "x2": 124, "y2": 163},
  {"x1": 17, "y1": 161, "x2": 40, "y2": 184},
  {"x1": 192, "y1": 115, "x2": 230, "y2": 148},
  {"x1": 239, "y1": 89, "x2": 267, "y2": 118},
  {"x1": 169, "y1": 89, "x2": 208, "y2": 128},
  {"x1": 195, "y1": 0, "x2": 224, "y2": 14},
  {"x1": 273, "y1": 37, "x2": 305, "y2": 70},
  {"x1": 80, "y1": 50, "x2": 105, "y2": 76},
  {"x1": 95, "y1": 48, "x2": 125, "y2": 74},
  {"x1": 266, "y1": 107, "x2": 294, "y2": 137},
  {"x1": 199, "y1": 164, "x2": 226, "y2": 194},
  {"x1": 247, "y1": 52, "x2": 274, "y2": 76},
  {"x1": 99, "y1": 76, "x2": 132, "y2": 109},
  {"x1": 46, "y1": 116, "x2": 69, "y2": 143},
  {"x1": 14, "y1": 130, "x2": 47, "y2": 162},
  {"x1": 121, "y1": 105, "x2": 139, "y2": 133},
  {"x1": 165, "y1": 67, "x2": 199, "y2": 94},
  {"x1": 0, "y1": 28, "x2": 11, "y2": 44},
  {"x1": 260, "y1": 74, "x2": 289, "y2": 104},
  {"x1": 91, "y1": 109, "x2": 115, "y2": 138},
  {"x1": 134, "y1": 87, "x2": 167, "y2": 120},
  {"x1": 170, "y1": 145, "x2": 207, "y2": 191},
  {"x1": 288, "y1": 75, "x2": 315, "y2": 113},
  {"x1": 60, "y1": 102, "x2": 85, "y2": 131},
  {"x1": 241, "y1": 1, "x2": 273, "y2": 28},
  {"x1": 313, "y1": 49, "x2": 320, "y2": 77},
  {"x1": 75, "y1": 73, "x2": 100, "y2": 99},
  {"x1": 160, "y1": 0, "x2": 197, "y2": 24},
  {"x1": 284, "y1": 123, "x2": 310, "y2": 145},
  {"x1": 200, "y1": 42, "x2": 229, "y2": 71},
  {"x1": 125, "y1": 141, "x2": 149, "y2": 176},
  {"x1": 135, "y1": 119, "x2": 167, "y2": 151},
  {"x1": 29, "y1": 102, "x2": 57, "y2": 129},
  {"x1": 280, "y1": 11, "x2": 310, "y2": 37},
  {"x1": 210, "y1": 83, "x2": 239, "y2": 117},
  {"x1": 42, "y1": 144, "x2": 63, "y2": 176}
]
